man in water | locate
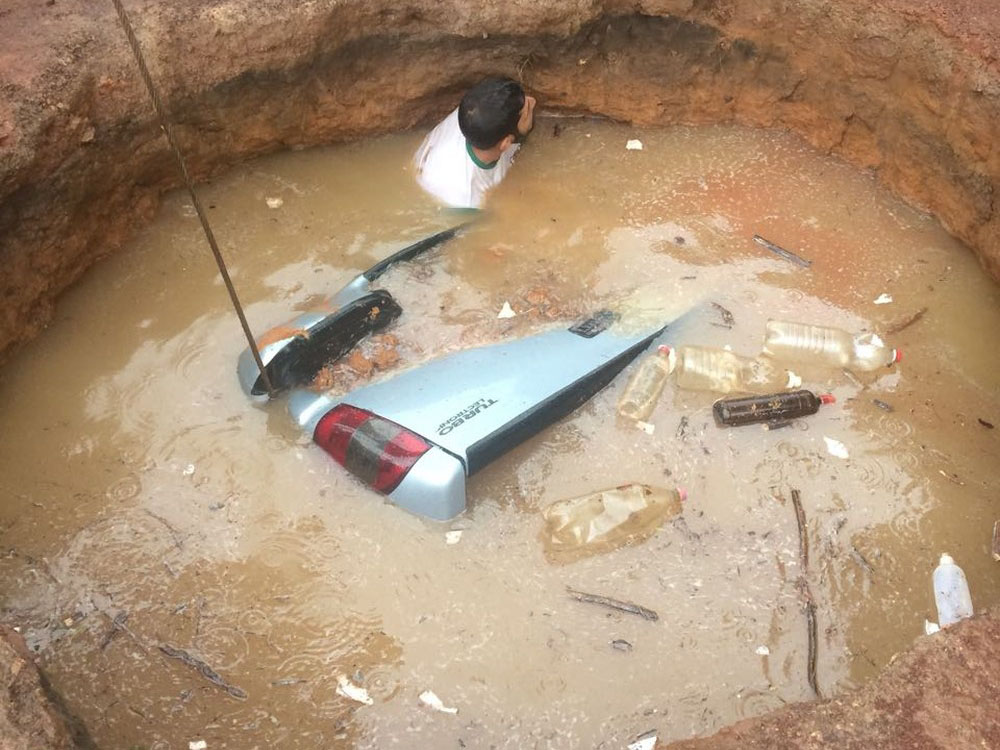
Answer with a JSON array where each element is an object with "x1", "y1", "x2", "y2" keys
[{"x1": 413, "y1": 77, "x2": 536, "y2": 209}]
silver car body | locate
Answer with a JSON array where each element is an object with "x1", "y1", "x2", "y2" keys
[{"x1": 288, "y1": 310, "x2": 686, "y2": 520}]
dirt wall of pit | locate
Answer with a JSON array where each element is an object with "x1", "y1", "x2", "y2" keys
[
  {"x1": 0, "y1": 0, "x2": 998, "y2": 360},
  {"x1": 1, "y1": 2, "x2": 999, "y2": 746}
]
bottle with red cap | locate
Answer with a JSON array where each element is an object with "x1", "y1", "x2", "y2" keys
[
  {"x1": 713, "y1": 390, "x2": 836, "y2": 427},
  {"x1": 762, "y1": 321, "x2": 901, "y2": 371}
]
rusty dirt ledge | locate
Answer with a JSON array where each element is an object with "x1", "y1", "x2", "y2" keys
[
  {"x1": 1, "y1": 0, "x2": 999, "y2": 360},
  {"x1": 1, "y1": 1, "x2": 1000, "y2": 747}
]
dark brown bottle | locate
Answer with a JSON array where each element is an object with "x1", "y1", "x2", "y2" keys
[{"x1": 713, "y1": 390, "x2": 835, "y2": 427}]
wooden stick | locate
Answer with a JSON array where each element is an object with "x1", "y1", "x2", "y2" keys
[
  {"x1": 886, "y1": 307, "x2": 927, "y2": 335},
  {"x1": 566, "y1": 587, "x2": 659, "y2": 621},
  {"x1": 790, "y1": 489, "x2": 820, "y2": 697},
  {"x1": 159, "y1": 644, "x2": 248, "y2": 699}
]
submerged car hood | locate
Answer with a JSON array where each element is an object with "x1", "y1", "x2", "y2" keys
[{"x1": 338, "y1": 314, "x2": 668, "y2": 469}]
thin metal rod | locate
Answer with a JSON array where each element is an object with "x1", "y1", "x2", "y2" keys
[{"x1": 110, "y1": 0, "x2": 274, "y2": 395}]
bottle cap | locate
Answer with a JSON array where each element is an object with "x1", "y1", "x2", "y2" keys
[
  {"x1": 891, "y1": 348, "x2": 902, "y2": 364},
  {"x1": 658, "y1": 345, "x2": 677, "y2": 373},
  {"x1": 677, "y1": 487, "x2": 687, "y2": 502},
  {"x1": 819, "y1": 393, "x2": 836, "y2": 405},
  {"x1": 786, "y1": 371, "x2": 802, "y2": 389},
  {"x1": 940, "y1": 553, "x2": 954, "y2": 566}
]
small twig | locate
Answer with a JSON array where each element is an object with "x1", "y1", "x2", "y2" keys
[
  {"x1": 566, "y1": 587, "x2": 659, "y2": 621},
  {"x1": 791, "y1": 489, "x2": 809, "y2": 570},
  {"x1": 752, "y1": 235, "x2": 811, "y2": 267},
  {"x1": 159, "y1": 644, "x2": 248, "y2": 700},
  {"x1": 992, "y1": 521, "x2": 1000, "y2": 562},
  {"x1": 805, "y1": 601, "x2": 819, "y2": 695},
  {"x1": 143, "y1": 510, "x2": 185, "y2": 549},
  {"x1": 886, "y1": 307, "x2": 927, "y2": 335},
  {"x1": 790, "y1": 489, "x2": 819, "y2": 697},
  {"x1": 850, "y1": 546, "x2": 876, "y2": 580}
]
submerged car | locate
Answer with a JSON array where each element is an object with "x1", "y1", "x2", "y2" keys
[
  {"x1": 287, "y1": 308, "x2": 689, "y2": 520},
  {"x1": 237, "y1": 224, "x2": 465, "y2": 400}
]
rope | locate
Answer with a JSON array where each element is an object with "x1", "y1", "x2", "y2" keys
[{"x1": 110, "y1": 0, "x2": 274, "y2": 395}]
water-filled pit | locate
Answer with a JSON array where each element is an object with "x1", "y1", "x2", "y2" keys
[{"x1": 1, "y1": 118, "x2": 997, "y2": 747}]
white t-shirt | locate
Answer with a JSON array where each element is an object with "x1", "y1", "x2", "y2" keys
[{"x1": 413, "y1": 108, "x2": 519, "y2": 209}]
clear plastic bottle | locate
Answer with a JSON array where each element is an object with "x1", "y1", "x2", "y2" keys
[
  {"x1": 763, "y1": 320, "x2": 901, "y2": 371},
  {"x1": 673, "y1": 345, "x2": 802, "y2": 395},
  {"x1": 541, "y1": 484, "x2": 686, "y2": 563},
  {"x1": 617, "y1": 345, "x2": 675, "y2": 421},
  {"x1": 932, "y1": 553, "x2": 974, "y2": 627},
  {"x1": 713, "y1": 390, "x2": 835, "y2": 427}
]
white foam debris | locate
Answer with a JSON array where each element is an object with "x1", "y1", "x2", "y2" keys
[
  {"x1": 626, "y1": 139, "x2": 644, "y2": 151},
  {"x1": 189, "y1": 741, "x2": 207, "y2": 750},
  {"x1": 182, "y1": 464, "x2": 195, "y2": 476},
  {"x1": 419, "y1": 690, "x2": 458, "y2": 714},
  {"x1": 445, "y1": 530, "x2": 463, "y2": 545},
  {"x1": 874, "y1": 293, "x2": 893, "y2": 305},
  {"x1": 824, "y1": 436, "x2": 850, "y2": 459},
  {"x1": 265, "y1": 197, "x2": 283, "y2": 209},
  {"x1": 755, "y1": 645, "x2": 770, "y2": 656},
  {"x1": 497, "y1": 301, "x2": 516, "y2": 319},
  {"x1": 628, "y1": 731, "x2": 657, "y2": 750},
  {"x1": 336, "y1": 675, "x2": 373, "y2": 705}
]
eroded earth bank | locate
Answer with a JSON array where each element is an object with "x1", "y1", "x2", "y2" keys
[{"x1": 1, "y1": 0, "x2": 999, "y2": 747}]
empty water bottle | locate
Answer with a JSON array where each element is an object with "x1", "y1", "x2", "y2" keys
[
  {"x1": 617, "y1": 345, "x2": 675, "y2": 421},
  {"x1": 674, "y1": 345, "x2": 801, "y2": 394},
  {"x1": 542, "y1": 484, "x2": 686, "y2": 563},
  {"x1": 932, "y1": 553, "x2": 974, "y2": 627},
  {"x1": 763, "y1": 320, "x2": 901, "y2": 371},
  {"x1": 713, "y1": 389, "x2": 835, "y2": 427}
]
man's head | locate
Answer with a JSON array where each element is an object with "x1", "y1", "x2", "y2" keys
[{"x1": 459, "y1": 77, "x2": 536, "y2": 154}]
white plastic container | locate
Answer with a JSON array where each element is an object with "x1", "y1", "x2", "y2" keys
[
  {"x1": 763, "y1": 320, "x2": 901, "y2": 371},
  {"x1": 617, "y1": 345, "x2": 675, "y2": 421},
  {"x1": 673, "y1": 345, "x2": 801, "y2": 394},
  {"x1": 932, "y1": 553, "x2": 974, "y2": 627}
]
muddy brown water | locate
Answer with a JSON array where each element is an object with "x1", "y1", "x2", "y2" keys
[{"x1": 1, "y1": 120, "x2": 998, "y2": 749}]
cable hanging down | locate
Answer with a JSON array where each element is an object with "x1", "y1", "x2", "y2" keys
[{"x1": 110, "y1": 0, "x2": 274, "y2": 395}]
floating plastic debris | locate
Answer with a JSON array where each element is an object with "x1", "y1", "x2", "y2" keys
[
  {"x1": 628, "y1": 730, "x2": 657, "y2": 750},
  {"x1": 336, "y1": 675, "x2": 373, "y2": 705},
  {"x1": 497, "y1": 301, "x2": 516, "y2": 319},
  {"x1": 823, "y1": 436, "x2": 850, "y2": 459},
  {"x1": 182, "y1": 464, "x2": 195, "y2": 476},
  {"x1": 755, "y1": 645, "x2": 770, "y2": 656},
  {"x1": 189, "y1": 742, "x2": 208, "y2": 750},
  {"x1": 265, "y1": 197, "x2": 283, "y2": 209},
  {"x1": 636, "y1": 420, "x2": 655, "y2": 435},
  {"x1": 874, "y1": 293, "x2": 893, "y2": 305},
  {"x1": 419, "y1": 690, "x2": 458, "y2": 714},
  {"x1": 445, "y1": 530, "x2": 463, "y2": 545},
  {"x1": 626, "y1": 139, "x2": 643, "y2": 151}
]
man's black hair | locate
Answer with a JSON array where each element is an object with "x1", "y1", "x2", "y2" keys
[{"x1": 458, "y1": 77, "x2": 525, "y2": 150}]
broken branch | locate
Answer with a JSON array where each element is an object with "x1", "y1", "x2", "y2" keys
[{"x1": 566, "y1": 587, "x2": 659, "y2": 621}]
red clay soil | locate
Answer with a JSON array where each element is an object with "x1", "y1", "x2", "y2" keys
[
  {"x1": 661, "y1": 611, "x2": 1000, "y2": 749},
  {"x1": 0, "y1": 626, "x2": 84, "y2": 749},
  {"x1": 1, "y1": 1, "x2": 1000, "y2": 745}
]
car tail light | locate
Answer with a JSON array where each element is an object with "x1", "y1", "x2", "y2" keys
[{"x1": 313, "y1": 404, "x2": 431, "y2": 494}]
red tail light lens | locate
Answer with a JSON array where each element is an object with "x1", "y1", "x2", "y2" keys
[{"x1": 314, "y1": 404, "x2": 431, "y2": 494}]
